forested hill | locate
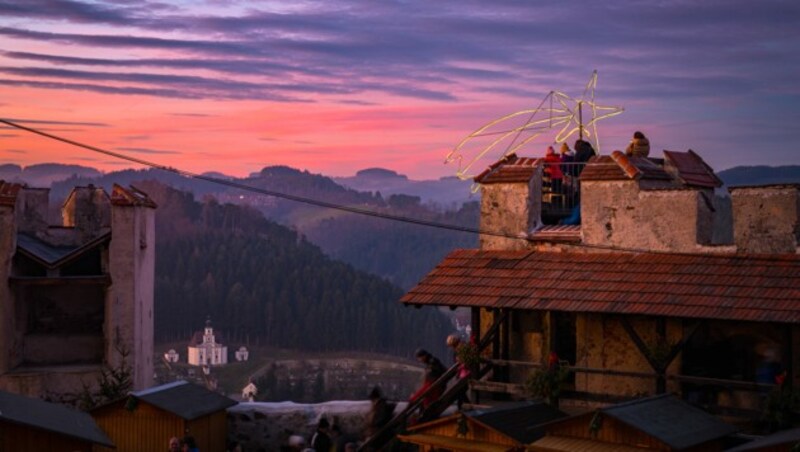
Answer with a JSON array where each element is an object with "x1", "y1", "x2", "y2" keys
[
  {"x1": 52, "y1": 165, "x2": 478, "y2": 290},
  {"x1": 136, "y1": 181, "x2": 451, "y2": 357}
]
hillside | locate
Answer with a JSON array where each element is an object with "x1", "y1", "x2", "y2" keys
[
  {"x1": 136, "y1": 181, "x2": 451, "y2": 358},
  {"x1": 717, "y1": 165, "x2": 800, "y2": 186},
  {"x1": 52, "y1": 165, "x2": 478, "y2": 289}
]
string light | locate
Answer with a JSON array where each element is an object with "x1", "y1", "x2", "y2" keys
[{"x1": 445, "y1": 71, "x2": 624, "y2": 180}]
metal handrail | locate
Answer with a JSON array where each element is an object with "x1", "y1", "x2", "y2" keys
[{"x1": 358, "y1": 312, "x2": 507, "y2": 451}]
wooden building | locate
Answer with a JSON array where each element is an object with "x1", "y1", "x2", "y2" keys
[
  {"x1": 727, "y1": 427, "x2": 800, "y2": 452},
  {"x1": 0, "y1": 389, "x2": 114, "y2": 451},
  {"x1": 398, "y1": 401, "x2": 565, "y2": 451},
  {"x1": 91, "y1": 380, "x2": 236, "y2": 452},
  {"x1": 400, "y1": 151, "x2": 800, "y2": 419},
  {"x1": 530, "y1": 395, "x2": 737, "y2": 451}
]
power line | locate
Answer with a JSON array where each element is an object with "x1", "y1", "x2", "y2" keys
[
  {"x1": 0, "y1": 117, "x2": 512, "y2": 239},
  {"x1": 2, "y1": 117, "x2": 797, "y2": 265}
]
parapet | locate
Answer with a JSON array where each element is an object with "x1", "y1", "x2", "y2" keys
[{"x1": 729, "y1": 184, "x2": 799, "y2": 254}]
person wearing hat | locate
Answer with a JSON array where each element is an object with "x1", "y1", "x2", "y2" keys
[
  {"x1": 365, "y1": 386, "x2": 396, "y2": 439},
  {"x1": 409, "y1": 348, "x2": 446, "y2": 408},
  {"x1": 625, "y1": 131, "x2": 650, "y2": 157}
]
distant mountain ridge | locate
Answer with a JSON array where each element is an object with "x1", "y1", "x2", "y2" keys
[
  {"x1": 717, "y1": 165, "x2": 800, "y2": 187},
  {"x1": 0, "y1": 163, "x2": 101, "y2": 187},
  {"x1": 334, "y1": 167, "x2": 475, "y2": 209}
]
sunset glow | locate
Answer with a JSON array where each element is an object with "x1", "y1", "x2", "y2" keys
[{"x1": 1, "y1": 1, "x2": 798, "y2": 179}]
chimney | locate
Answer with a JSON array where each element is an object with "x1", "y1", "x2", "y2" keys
[
  {"x1": 475, "y1": 155, "x2": 541, "y2": 250},
  {"x1": 62, "y1": 185, "x2": 110, "y2": 238},
  {"x1": 16, "y1": 187, "x2": 50, "y2": 234},
  {"x1": 730, "y1": 185, "x2": 799, "y2": 254}
]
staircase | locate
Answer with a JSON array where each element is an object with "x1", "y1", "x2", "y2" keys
[{"x1": 358, "y1": 313, "x2": 507, "y2": 451}]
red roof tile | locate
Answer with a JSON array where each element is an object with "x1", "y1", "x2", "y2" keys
[
  {"x1": 529, "y1": 225, "x2": 581, "y2": 243},
  {"x1": 401, "y1": 249, "x2": 800, "y2": 323},
  {"x1": 663, "y1": 150, "x2": 722, "y2": 188},
  {"x1": 580, "y1": 154, "x2": 672, "y2": 182},
  {"x1": 110, "y1": 184, "x2": 157, "y2": 208},
  {"x1": 474, "y1": 154, "x2": 541, "y2": 184}
]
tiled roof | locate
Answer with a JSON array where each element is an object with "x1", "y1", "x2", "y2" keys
[
  {"x1": 529, "y1": 225, "x2": 581, "y2": 243},
  {"x1": 663, "y1": 150, "x2": 722, "y2": 188},
  {"x1": 17, "y1": 232, "x2": 110, "y2": 269},
  {"x1": 579, "y1": 151, "x2": 672, "y2": 182},
  {"x1": 129, "y1": 380, "x2": 236, "y2": 420},
  {"x1": 111, "y1": 184, "x2": 157, "y2": 208},
  {"x1": 400, "y1": 249, "x2": 800, "y2": 323},
  {"x1": 0, "y1": 390, "x2": 114, "y2": 447},
  {"x1": 0, "y1": 180, "x2": 23, "y2": 206},
  {"x1": 474, "y1": 154, "x2": 541, "y2": 184}
]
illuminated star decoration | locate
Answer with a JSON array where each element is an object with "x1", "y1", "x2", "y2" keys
[{"x1": 445, "y1": 70, "x2": 624, "y2": 180}]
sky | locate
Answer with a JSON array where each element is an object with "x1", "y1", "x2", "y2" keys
[{"x1": 0, "y1": 0, "x2": 798, "y2": 180}]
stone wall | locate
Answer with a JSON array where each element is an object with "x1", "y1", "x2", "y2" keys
[
  {"x1": 108, "y1": 202, "x2": 156, "y2": 390},
  {"x1": 730, "y1": 185, "x2": 799, "y2": 254},
  {"x1": 16, "y1": 188, "x2": 50, "y2": 234},
  {"x1": 228, "y1": 400, "x2": 405, "y2": 451},
  {"x1": 581, "y1": 180, "x2": 717, "y2": 252},
  {"x1": 0, "y1": 199, "x2": 17, "y2": 374},
  {"x1": 480, "y1": 181, "x2": 539, "y2": 251}
]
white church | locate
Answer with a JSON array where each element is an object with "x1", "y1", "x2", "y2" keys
[{"x1": 188, "y1": 318, "x2": 228, "y2": 366}]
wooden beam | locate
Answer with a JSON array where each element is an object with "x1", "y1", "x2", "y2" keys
[
  {"x1": 619, "y1": 317, "x2": 661, "y2": 372},
  {"x1": 661, "y1": 320, "x2": 702, "y2": 369},
  {"x1": 620, "y1": 316, "x2": 665, "y2": 393},
  {"x1": 469, "y1": 380, "x2": 527, "y2": 396}
]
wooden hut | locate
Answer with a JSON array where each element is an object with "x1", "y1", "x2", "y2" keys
[
  {"x1": 726, "y1": 427, "x2": 800, "y2": 452},
  {"x1": 91, "y1": 380, "x2": 236, "y2": 452},
  {"x1": 0, "y1": 389, "x2": 114, "y2": 451},
  {"x1": 398, "y1": 401, "x2": 565, "y2": 451},
  {"x1": 529, "y1": 394, "x2": 737, "y2": 451}
]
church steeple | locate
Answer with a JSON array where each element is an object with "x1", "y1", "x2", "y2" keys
[{"x1": 203, "y1": 316, "x2": 215, "y2": 344}]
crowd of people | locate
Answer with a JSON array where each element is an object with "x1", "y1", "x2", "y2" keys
[
  {"x1": 539, "y1": 132, "x2": 651, "y2": 225},
  {"x1": 542, "y1": 131, "x2": 651, "y2": 194}
]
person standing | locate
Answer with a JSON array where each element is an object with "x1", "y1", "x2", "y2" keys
[
  {"x1": 543, "y1": 146, "x2": 564, "y2": 194},
  {"x1": 365, "y1": 386, "x2": 395, "y2": 439},
  {"x1": 310, "y1": 418, "x2": 332, "y2": 452},
  {"x1": 409, "y1": 348, "x2": 446, "y2": 409}
]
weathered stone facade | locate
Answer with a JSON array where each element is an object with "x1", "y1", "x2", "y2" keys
[
  {"x1": 0, "y1": 182, "x2": 156, "y2": 399},
  {"x1": 730, "y1": 185, "x2": 799, "y2": 254},
  {"x1": 479, "y1": 179, "x2": 540, "y2": 250},
  {"x1": 465, "y1": 152, "x2": 800, "y2": 414}
]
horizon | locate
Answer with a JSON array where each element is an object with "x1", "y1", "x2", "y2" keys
[{"x1": 1, "y1": 1, "x2": 799, "y2": 179}]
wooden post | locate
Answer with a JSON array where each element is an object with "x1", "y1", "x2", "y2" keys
[
  {"x1": 785, "y1": 324, "x2": 793, "y2": 388},
  {"x1": 471, "y1": 307, "x2": 481, "y2": 345},
  {"x1": 501, "y1": 310, "x2": 511, "y2": 382},
  {"x1": 471, "y1": 307, "x2": 481, "y2": 403}
]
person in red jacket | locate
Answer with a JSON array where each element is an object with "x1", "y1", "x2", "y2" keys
[
  {"x1": 544, "y1": 146, "x2": 564, "y2": 194},
  {"x1": 409, "y1": 348, "x2": 446, "y2": 409}
]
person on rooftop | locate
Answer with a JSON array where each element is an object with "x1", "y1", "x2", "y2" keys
[
  {"x1": 625, "y1": 131, "x2": 651, "y2": 157},
  {"x1": 544, "y1": 146, "x2": 564, "y2": 194}
]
